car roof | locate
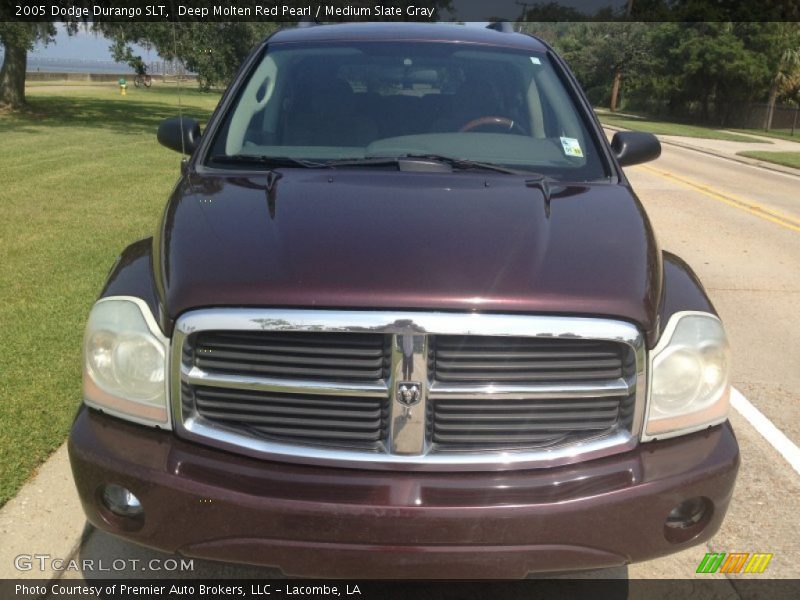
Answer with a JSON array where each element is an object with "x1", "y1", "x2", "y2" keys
[{"x1": 269, "y1": 22, "x2": 549, "y2": 52}]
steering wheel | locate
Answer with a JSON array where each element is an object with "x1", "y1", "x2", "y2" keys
[{"x1": 459, "y1": 116, "x2": 528, "y2": 135}]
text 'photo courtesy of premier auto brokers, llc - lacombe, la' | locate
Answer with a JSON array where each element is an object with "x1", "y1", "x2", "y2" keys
[{"x1": 17, "y1": 583, "x2": 359, "y2": 597}]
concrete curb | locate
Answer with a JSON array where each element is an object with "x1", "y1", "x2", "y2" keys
[{"x1": 603, "y1": 124, "x2": 800, "y2": 179}]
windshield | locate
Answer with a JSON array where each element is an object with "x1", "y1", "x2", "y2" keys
[{"x1": 208, "y1": 41, "x2": 610, "y2": 181}]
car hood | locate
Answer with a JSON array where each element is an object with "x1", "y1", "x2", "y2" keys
[{"x1": 157, "y1": 170, "x2": 661, "y2": 339}]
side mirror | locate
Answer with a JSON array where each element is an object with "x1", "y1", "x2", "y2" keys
[
  {"x1": 611, "y1": 131, "x2": 661, "y2": 167},
  {"x1": 157, "y1": 117, "x2": 201, "y2": 155}
]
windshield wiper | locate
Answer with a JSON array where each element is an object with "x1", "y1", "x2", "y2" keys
[
  {"x1": 326, "y1": 154, "x2": 531, "y2": 175},
  {"x1": 210, "y1": 154, "x2": 328, "y2": 169}
]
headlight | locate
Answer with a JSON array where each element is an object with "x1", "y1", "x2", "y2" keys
[
  {"x1": 83, "y1": 297, "x2": 170, "y2": 427},
  {"x1": 644, "y1": 311, "x2": 730, "y2": 440}
]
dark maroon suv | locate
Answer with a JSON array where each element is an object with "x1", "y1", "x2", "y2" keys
[{"x1": 69, "y1": 22, "x2": 739, "y2": 578}]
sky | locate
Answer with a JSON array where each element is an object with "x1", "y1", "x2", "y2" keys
[{"x1": 19, "y1": 22, "x2": 488, "y2": 65}]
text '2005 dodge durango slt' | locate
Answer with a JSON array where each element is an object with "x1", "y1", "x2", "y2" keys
[{"x1": 68, "y1": 22, "x2": 739, "y2": 578}]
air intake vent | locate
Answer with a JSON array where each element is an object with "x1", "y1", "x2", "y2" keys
[
  {"x1": 429, "y1": 394, "x2": 636, "y2": 448},
  {"x1": 429, "y1": 336, "x2": 629, "y2": 384},
  {"x1": 187, "y1": 384, "x2": 389, "y2": 448},
  {"x1": 187, "y1": 331, "x2": 391, "y2": 383},
  {"x1": 427, "y1": 335, "x2": 636, "y2": 449}
]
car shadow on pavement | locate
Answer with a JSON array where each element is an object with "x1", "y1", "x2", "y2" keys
[
  {"x1": 77, "y1": 523, "x2": 630, "y2": 598},
  {"x1": 77, "y1": 523, "x2": 284, "y2": 579}
]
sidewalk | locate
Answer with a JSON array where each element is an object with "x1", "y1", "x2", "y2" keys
[{"x1": 0, "y1": 443, "x2": 86, "y2": 579}]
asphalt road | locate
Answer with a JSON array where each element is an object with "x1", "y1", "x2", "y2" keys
[{"x1": 40, "y1": 137, "x2": 800, "y2": 588}]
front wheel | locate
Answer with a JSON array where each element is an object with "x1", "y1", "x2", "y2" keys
[
  {"x1": 133, "y1": 75, "x2": 143, "y2": 88},
  {"x1": 143, "y1": 75, "x2": 152, "y2": 88}
]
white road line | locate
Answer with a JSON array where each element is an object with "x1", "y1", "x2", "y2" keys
[{"x1": 731, "y1": 387, "x2": 800, "y2": 477}]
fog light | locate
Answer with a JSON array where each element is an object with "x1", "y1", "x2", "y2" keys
[
  {"x1": 665, "y1": 497, "x2": 710, "y2": 529},
  {"x1": 101, "y1": 484, "x2": 143, "y2": 518}
]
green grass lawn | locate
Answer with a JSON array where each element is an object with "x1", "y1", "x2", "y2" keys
[
  {"x1": 0, "y1": 84, "x2": 221, "y2": 506},
  {"x1": 597, "y1": 112, "x2": 768, "y2": 143},
  {"x1": 737, "y1": 150, "x2": 800, "y2": 169}
]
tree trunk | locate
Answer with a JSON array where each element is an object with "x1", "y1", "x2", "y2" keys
[
  {"x1": 0, "y1": 39, "x2": 28, "y2": 109},
  {"x1": 763, "y1": 85, "x2": 778, "y2": 131},
  {"x1": 609, "y1": 70, "x2": 622, "y2": 112},
  {"x1": 609, "y1": 0, "x2": 634, "y2": 113}
]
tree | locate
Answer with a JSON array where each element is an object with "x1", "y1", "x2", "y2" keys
[
  {"x1": 628, "y1": 22, "x2": 773, "y2": 124},
  {"x1": 96, "y1": 23, "x2": 281, "y2": 90},
  {"x1": 764, "y1": 40, "x2": 800, "y2": 128},
  {"x1": 0, "y1": 23, "x2": 56, "y2": 109},
  {"x1": 96, "y1": 0, "x2": 453, "y2": 90},
  {"x1": 524, "y1": 22, "x2": 650, "y2": 109}
]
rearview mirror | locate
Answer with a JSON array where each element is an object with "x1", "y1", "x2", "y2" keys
[
  {"x1": 611, "y1": 131, "x2": 661, "y2": 167},
  {"x1": 157, "y1": 117, "x2": 201, "y2": 155}
]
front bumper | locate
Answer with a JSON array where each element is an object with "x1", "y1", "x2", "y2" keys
[{"x1": 68, "y1": 407, "x2": 739, "y2": 579}]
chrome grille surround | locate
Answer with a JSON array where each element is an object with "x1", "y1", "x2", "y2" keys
[{"x1": 171, "y1": 309, "x2": 646, "y2": 471}]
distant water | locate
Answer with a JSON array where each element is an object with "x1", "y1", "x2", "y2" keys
[
  {"x1": 26, "y1": 56, "x2": 133, "y2": 74},
  {"x1": 0, "y1": 50, "x2": 131, "y2": 74}
]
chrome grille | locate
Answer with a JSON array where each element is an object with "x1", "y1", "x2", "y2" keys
[{"x1": 172, "y1": 310, "x2": 645, "y2": 471}]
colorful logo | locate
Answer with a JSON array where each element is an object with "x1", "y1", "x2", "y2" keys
[{"x1": 696, "y1": 552, "x2": 773, "y2": 574}]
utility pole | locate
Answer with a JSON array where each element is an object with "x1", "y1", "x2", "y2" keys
[
  {"x1": 609, "y1": 0, "x2": 635, "y2": 112},
  {"x1": 515, "y1": 1, "x2": 531, "y2": 22}
]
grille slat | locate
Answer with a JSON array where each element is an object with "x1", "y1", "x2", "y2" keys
[
  {"x1": 435, "y1": 399, "x2": 621, "y2": 411},
  {"x1": 433, "y1": 431, "x2": 572, "y2": 444},
  {"x1": 196, "y1": 348, "x2": 385, "y2": 369},
  {"x1": 435, "y1": 358, "x2": 622, "y2": 371},
  {"x1": 249, "y1": 425, "x2": 384, "y2": 443},
  {"x1": 194, "y1": 357, "x2": 386, "y2": 381},
  {"x1": 434, "y1": 416, "x2": 618, "y2": 431},
  {"x1": 196, "y1": 400, "x2": 384, "y2": 421},
  {"x1": 199, "y1": 410, "x2": 383, "y2": 431},
  {"x1": 435, "y1": 409, "x2": 620, "y2": 423},
  {"x1": 433, "y1": 369, "x2": 624, "y2": 382},
  {"x1": 194, "y1": 388, "x2": 383, "y2": 411},
  {"x1": 190, "y1": 331, "x2": 390, "y2": 383},
  {"x1": 435, "y1": 349, "x2": 619, "y2": 360}
]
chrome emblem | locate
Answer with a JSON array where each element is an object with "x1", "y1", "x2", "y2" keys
[{"x1": 397, "y1": 382, "x2": 422, "y2": 407}]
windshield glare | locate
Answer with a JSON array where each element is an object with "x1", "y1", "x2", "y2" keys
[{"x1": 209, "y1": 41, "x2": 609, "y2": 181}]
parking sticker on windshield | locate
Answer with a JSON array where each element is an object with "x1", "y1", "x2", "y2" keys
[{"x1": 560, "y1": 136, "x2": 584, "y2": 158}]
